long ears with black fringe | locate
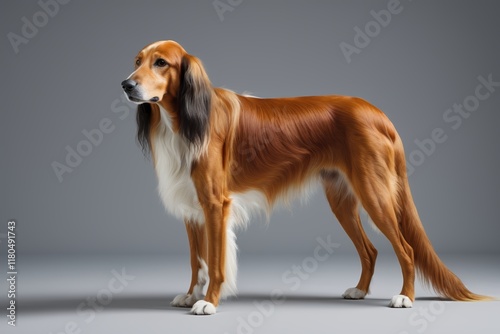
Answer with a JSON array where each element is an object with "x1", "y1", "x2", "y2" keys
[
  {"x1": 136, "y1": 103, "x2": 152, "y2": 156},
  {"x1": 177, "y1": 54, "x2": 212, "y2": 146}
]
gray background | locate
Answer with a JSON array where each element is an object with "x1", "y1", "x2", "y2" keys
[
  {"x1": 1, "y1": 1, "x2": 500, "y2": 334},
  {"x1": 1, "y1": 0, "x2": 500, "y2": 257}
]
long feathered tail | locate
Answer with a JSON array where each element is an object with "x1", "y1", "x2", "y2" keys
[{"x1": 399, "y1": 178, "x2": 491, "y2": 301}]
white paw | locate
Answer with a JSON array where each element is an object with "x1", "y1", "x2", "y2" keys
[
  {"x1": 170, "y1": 293, "x2": 200, "y2": 308},
  {"x1": 389, "y1": 294, "x2": 413, "y2": 308},
  {"x1": 342, "y1": 287, "x2": 367, "y2": 299},
  {"x1": 191, "y1": 300, "x2": 217, "y2": 315}
]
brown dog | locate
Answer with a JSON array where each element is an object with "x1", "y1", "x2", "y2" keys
[{"x1": 121, "y1": 40, "x2": 488, "y2": 315}]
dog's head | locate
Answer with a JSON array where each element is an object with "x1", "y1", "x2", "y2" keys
[
  {"x1": 121, "y1": 40, "x2": 212, "y2": 148},
  {"x1": 121, "y1": 40, "x2": 186, "y2": 104}
]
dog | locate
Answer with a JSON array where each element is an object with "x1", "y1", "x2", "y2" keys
[{"x1": 121, "y1": 40, "x2": 488, "y2": 315}]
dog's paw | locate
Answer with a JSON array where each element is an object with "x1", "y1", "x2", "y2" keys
[
  {"x1": 389, "y1": 294, "x2": 413, "y2": 308},
  {"x1": 190, "y1": 300, "x2": 217, "y2": 315},
  {"x1": 170, "y1": 293, "x2": 200, "y2": 308},
  {"x1": 342, "y1": 287, "x2": 367, "y2": 299}
]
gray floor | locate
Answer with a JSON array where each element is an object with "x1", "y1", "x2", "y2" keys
[{"x1": 2, "y1": 254, "x2": 499, "y2": 334}]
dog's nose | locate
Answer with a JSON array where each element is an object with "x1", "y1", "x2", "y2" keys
[{"x1": 121, "y1": 79, "x2": 137, "y2": 92}]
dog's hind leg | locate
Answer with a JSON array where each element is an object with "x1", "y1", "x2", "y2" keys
[
  {"x1": 170, "y1": 221, "x2": 208, "y2": 308},
  {"x1": 349, "y1": 158, "x2": 415, "y2": 308},
  {"x1": 322, "y1": 170, "x2": 378, "y2": 299}
]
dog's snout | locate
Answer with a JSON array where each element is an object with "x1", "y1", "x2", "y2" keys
[{"x1": 121, "y1": 79, "x2": 138, "y2": 92}]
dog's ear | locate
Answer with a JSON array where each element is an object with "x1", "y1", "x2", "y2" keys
[
  {"x1": 178, "y1": 54, "x2": 212, "y2": 145},
  {"x1": 136, "y1": 103, "x2": 152, "y2": 156}
]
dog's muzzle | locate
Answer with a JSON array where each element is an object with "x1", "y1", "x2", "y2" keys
[{"x1": 121, "y1": 79, "x2": 159, "y2": 103}]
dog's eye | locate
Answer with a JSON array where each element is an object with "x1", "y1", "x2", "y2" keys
[
  {"x1": 154, "y1": 58, "x2": 168, "y2": 67},
  {"x1": 135, "y1": 59, "x2": 141, "y2": 66}
]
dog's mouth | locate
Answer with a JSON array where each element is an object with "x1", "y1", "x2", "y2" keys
[
  {"x1": 125, "y1": 94, "x2": 159, "y2": 103},
  {"x1": 127, "y1": 95, "x2": 143, "y2": 103}
]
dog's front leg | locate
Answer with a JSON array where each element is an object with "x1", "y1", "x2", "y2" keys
[
  {"x1": 189, "y1": 165, "x2": 230, "y2": 315},
  {"x1": 171, "y1": 221, "x2": 207, "y2": 308}
]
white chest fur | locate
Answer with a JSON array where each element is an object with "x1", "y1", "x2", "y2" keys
[{"x1": 152, "y1": 107, "x2": 204, "y2": 223}]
